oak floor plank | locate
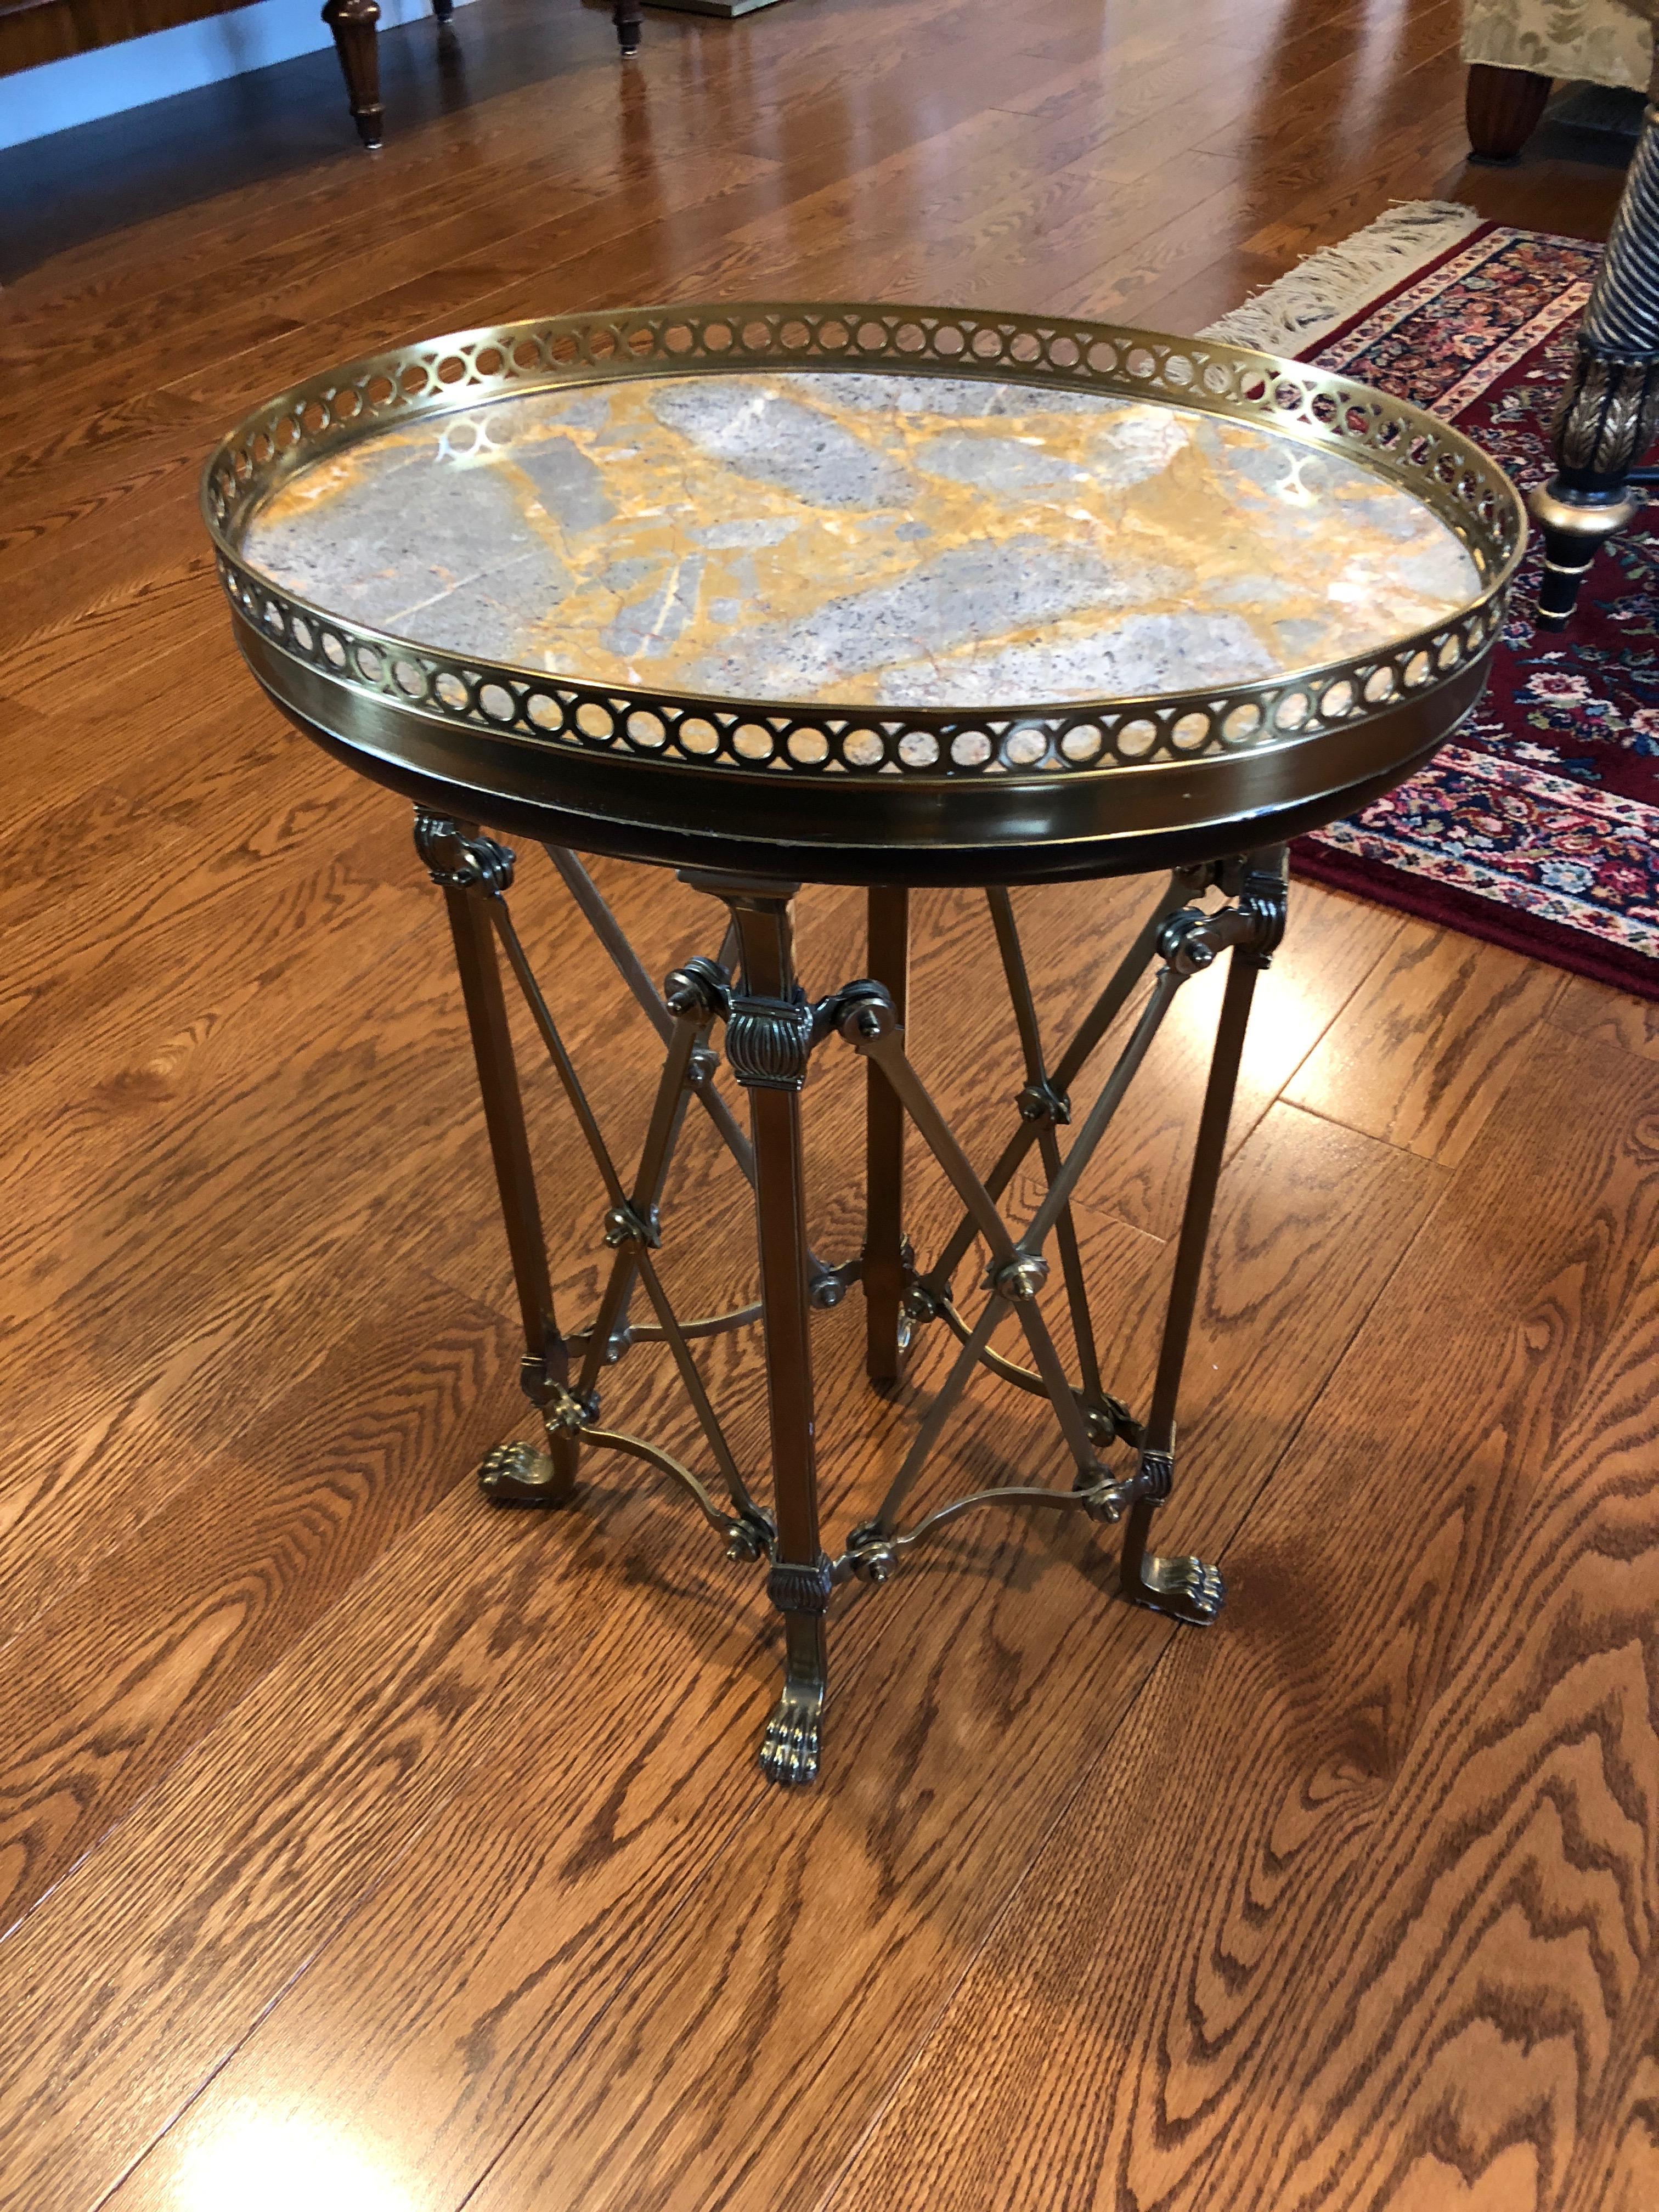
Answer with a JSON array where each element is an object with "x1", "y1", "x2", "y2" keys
[
  {"x1": 0, "y1": 0, "x2": 1644, "y2": 2204},
  {"x1": 0, "y1": 1438, "x2": 584, "y2": 2212},
  {"x1": 419, "y1": 1107, "x2": 1442, "y2": 2212},
  {"x1": 0, "y1": 883, "x2": 452, "y2": 1632},
  {"x1": 0, "y1": 1277, "x2": 516, "y2": 1936},
  {"x1": 1554, "y1": 973, "x2": 1659, "y2": 1065},
  {"x1": 984, "y1": 878, "x2": 1403, "y2": 1247},
  {"x1": 1285, "y1": 921, "x2": 1566, "y2": 1165},
  {"x1": 822, "y1": 1028, "x2": 1659, "y2": 2212}
]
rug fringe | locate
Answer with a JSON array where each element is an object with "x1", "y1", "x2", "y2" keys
[{"x1": 1198, "y1": 200, "x2": 1485, "y2": 354}]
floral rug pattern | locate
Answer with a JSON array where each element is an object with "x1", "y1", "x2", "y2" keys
[{"x1": 1293, "y1": 223, "x2": 1659, "y2": 998}]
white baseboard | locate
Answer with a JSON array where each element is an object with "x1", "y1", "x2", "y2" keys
[{"x1": 0, "y1": 0, "x2": 472, "y2": 153}]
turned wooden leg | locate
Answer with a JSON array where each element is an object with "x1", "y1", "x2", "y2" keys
[
  {"x1": 322, "y1": 0, "x2": 384, "y2": 148},
  {"x1": 613, "y1": 0, "x2": 642, "y2": 56},
  {"x1": 1466, "y1": 61, "x2": 1551, "y2": 162},
  {"x1": 1532, "y1": 70, "x2": 1659, "y2": 628}
]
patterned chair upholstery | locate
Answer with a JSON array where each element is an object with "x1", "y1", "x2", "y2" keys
[
  {"x1": 1464, "y1": 0, "x2": 1651, "y2": 90},
  {"x1": 1463, "y1": 0, "x2": 1656, "y2": 157}
]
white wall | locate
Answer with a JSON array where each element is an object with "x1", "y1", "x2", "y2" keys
[{"x1": 0, "y1": 0, "x2": 472, "y2": 152}]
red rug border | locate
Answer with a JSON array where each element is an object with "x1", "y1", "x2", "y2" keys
[
  {"x1": 1304, "y1": 216, "x2": 1503, "y2": 360},
  {"x1": 1290, "y1": 840, "x2": 1659, "y2": 1000},
  {"x1": 1286, "y1": 215, "x2": 1658, "y2": 1005}
]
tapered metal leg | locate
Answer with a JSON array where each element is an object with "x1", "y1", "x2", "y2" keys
[
  {"x1": 1119, "y1": 851, "x2": 1285, "y2": 1622},
  {"x1": 689, "y1": 873, "x2": 831, "y2": 1786},
  {"x1": 864, "y1": 887, "x2": 911, "y2": 1386},
  {"x1": 415, "y1": 813, "x2": 577, "y2": 1504}
]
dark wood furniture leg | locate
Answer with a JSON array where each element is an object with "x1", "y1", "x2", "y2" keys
[
  {"x1": 322, "y1": 0, "x2": 383, "y2": 147},
  {"x1": 613, "y1": 0, "x2": 641, "y2": 55},
  {"x1": 1466, "y1": 61, "x2": 1551, "y2": 162},
  {"x1": 1534, "y1": 63, "x2": 1659, "y2": 626}
]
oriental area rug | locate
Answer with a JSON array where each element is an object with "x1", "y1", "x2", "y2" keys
[{"x1": 1205, "y1": 205, "x2": 1659, "y2": 1002}]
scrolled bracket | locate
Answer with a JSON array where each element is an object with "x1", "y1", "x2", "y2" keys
[
  {"x1": 1233, "y1": 857, "x2": 1289, "y2": 969},
  {"x1": 1158, "y1": 866, "x2": 1288, "y2": 977},
  {"x1": 413, "y1": 810, "x2": 515, "y2": 896}
]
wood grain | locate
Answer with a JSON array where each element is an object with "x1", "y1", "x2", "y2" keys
[
  {"x1": 824, "y1": 1030, "x2": 1659, "y2": 2212},
  {"x1": 1554, "y1": 973, "x2": 1659, "y2": 1065},
  {"x1": 0, "y1": 1, "x2": 1646, "y2": 2207},
  {"x1": 1285, "y1": 920, "x2": 1565, "y2": 1165},
  {"x1": 404, "y1": 1109, "x2": 1441, "y2": 2212},
  {"x1": 0, "y1": 1279, "x2": 516, "y2": 1934}
]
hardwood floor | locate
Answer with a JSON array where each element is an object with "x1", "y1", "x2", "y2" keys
[{"x1": 1, "y1": 3, "x2": 1653, "y2": 2207}]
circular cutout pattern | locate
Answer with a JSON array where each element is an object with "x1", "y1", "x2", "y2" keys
[{"x1": 210, "y1": 301, "x2": 1519, "y2": 802}]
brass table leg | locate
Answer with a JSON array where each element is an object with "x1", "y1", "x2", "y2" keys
[
  {"x1": 1118, "y1": 852, "x2": 1285, "y2": 1623},
  {"x1": 416, "y1": 815, "x2": 577, "y2": 1502},
  {"x1": 416, "y1": 818, "x2": 1290, "y2": 1788},
  {"x1": 688, "y1": 874, "x2": 831, "y2": 1788},
  {"x1": 862, "y1": 887, "x2": 910, "y2": 1387}
]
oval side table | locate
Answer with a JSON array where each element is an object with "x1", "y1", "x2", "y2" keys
[{"x1": 204, "y1": 302, "x2": 1526, "y2": 1785}]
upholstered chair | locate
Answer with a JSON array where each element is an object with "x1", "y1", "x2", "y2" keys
[{"x1": 1463, "y1": 0, "x2": 1654, "y2": 159}]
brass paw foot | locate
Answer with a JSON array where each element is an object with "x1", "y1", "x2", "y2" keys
[
  {"x1": 1127, "y1": 1551, "x2": 1225, "y2": 1624},
  {"x1": 758, "y1": 1680, "x2": 823, "y2": 1787},
  {"x1": 477, "y1": 1440, "x2": 573, "y2": 1506}
]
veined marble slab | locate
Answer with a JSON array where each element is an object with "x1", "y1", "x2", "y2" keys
[{"x1": 245, "y1": 369, "x2": 1482, "y2": 710}]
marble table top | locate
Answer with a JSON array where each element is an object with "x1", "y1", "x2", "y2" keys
[{"x1": 245, "y1": 370, "x2": 1482, "y2": 710}]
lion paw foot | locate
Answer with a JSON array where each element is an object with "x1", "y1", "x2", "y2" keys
[
  {"x1": 758, "y1": 1684, "x2": 823, "y2": 1787},
  {"x1": 477, "y1": 1440, "x2": 572, "y2": 1507},
  {"x1": 1129, "y1": 1551, "x2": 1224, "y2": 1624}
]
